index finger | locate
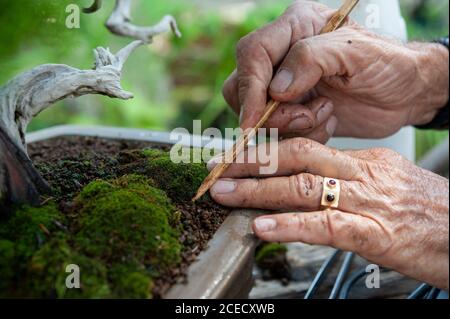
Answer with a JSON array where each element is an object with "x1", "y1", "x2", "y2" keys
[{"x1": 207, "y1": 138, "x2": 361, "y2": 181}]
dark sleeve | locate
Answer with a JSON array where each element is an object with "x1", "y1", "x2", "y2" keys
[{"x1": 415, "y1": 36, "x2": 449, "y2": 130}]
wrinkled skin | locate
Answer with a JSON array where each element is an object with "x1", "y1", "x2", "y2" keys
[
  {"x1": 216, "y1": 0, "x2": 450, "y2": 290},
  {"x1": 208, "y1": 139, "x2": 449, "y2": 290},
  {"x1": 223, "y1": 1, "x2": 449, "y2": 139}
]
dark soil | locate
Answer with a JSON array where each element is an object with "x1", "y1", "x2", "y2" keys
[{"x1": 27, "y1": 136, "x2": 230, "y2": 298}]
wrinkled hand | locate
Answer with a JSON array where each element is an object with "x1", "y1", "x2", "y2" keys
[
  {"x1": 208, "y1": 139, "x2": 449, "y2": 290},
  {"x1": 224, "y1": 0, "x2": 449, "y2": 140}
]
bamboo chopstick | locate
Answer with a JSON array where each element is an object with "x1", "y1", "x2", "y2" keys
[{"x1": 193, "y1": 0, "x2": 359, "y2": 202}]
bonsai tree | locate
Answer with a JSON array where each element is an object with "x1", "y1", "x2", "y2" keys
[{"x1": 0, "y1": 0, "x2": 180, "y2": 210}]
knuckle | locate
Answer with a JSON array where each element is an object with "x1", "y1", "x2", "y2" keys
[
  {"x1": 292, "y1": 39, "x2": 315, "y2": 64},
  {"x1": 366, "y1": 147, "x2": 403, "y2": 162},
  {"x1": 236, "y1": 32, "x2": 259, "y2": 58},
  {"x1": 329, "y1": 213, "x2": 381, "y2": 255},
  {"x1": 222, "y1": 76, "x2": 235, "y2": 101},
  {"x1": 372, "y1": 147, "x2": 395, "y2": 156},
  {"x1": 291, "y1": 213, "x2": 305, "y2": 232},
  {"x1": 289, "y1": 173, "x2": 319, "y2": 207},
  {"x1": 327, "y1": 212, "x2": 363, "y2": 251},
  {"x1": 287, "y1": 137, "x2": 316, "y2": 156},
  {"x1": 323, "y1": 211, "x2": 336, "y2": 246}
]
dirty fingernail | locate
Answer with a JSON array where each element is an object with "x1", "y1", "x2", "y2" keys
[
  {"x1": 288, "y1": 116, "x2": 313, "y2": 131},
  {"x1": 326, "y1": 116, "x2": 338, "y2": 136},
  {"x1": 254, "y1": 218, "x2": 277, "y2": 232},
  {"x1": 270, "y1": 69, "x2": 293, "y2": 93},
  {"x1": 211, "y1": 180, "x2": 237, "y2": 194},
  {"x1": 317, "y1": 102, "x2": 333, "y2": 123}
]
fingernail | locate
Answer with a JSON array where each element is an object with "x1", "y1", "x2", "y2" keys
[
  {"x1": 326, "y1": 116, "x2": 338, "y2": 136},
  {"x1": 239, "y1": 106, "x2": 245, "y2": 125},
  {"x1": 270, "y1": 69, "x2": 293, "y2": 93},
  {"x1": 207, "y1": 156, "x2": 222, "y2": 171},
  {"x1": 254, "y1": 218, "x2": 277, "y2": 232},
  {"x1": 211, "y1": 180, "x2": 237, "y2": 194},
  {"x1": 317, "y1": 102, "x2": 333, "y2": 123},
  {"x1": 287, "y1": 116, "x2": 313, "y2": 131}
]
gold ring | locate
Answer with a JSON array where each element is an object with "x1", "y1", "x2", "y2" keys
[{"x1": 321, "y1": 177, "x2": 340, "y2": 210}]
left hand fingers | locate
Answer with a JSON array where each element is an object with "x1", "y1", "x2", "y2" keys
[{"x1": 210, "y1": 173, "x2": 359, "y2": 212}]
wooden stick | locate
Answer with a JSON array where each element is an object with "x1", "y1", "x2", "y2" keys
[{"x1": 193, "y1": 0, "x2": 359, "y2": 202}]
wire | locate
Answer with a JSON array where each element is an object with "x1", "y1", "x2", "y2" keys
[
  {"x1": 329, "y1": 252, "x2": 355, "y2": 299},
  {"x1": 304, "y1": 249, "x2": 342, "y2": 299},
  {"x1": 407, "y1": 283, "x2": 432, "y2": 299},
  {"x1": 304, "y1": 250, "x2": 437, "y2": 300},
  {"x1": 425, "y1": 288, "x2": 441, "y2": 300},
  {"x1": 338, "y1": 268, "x2": 368, "y2": 299}
]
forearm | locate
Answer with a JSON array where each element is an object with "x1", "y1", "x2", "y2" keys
[{"x1": 407, "y1": 41, "x2": 449, "y2": 126}]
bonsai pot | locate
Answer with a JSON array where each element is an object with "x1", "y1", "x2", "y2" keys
[{"x1": 26, "y1": 125, "x2": 261, "y2": 299}]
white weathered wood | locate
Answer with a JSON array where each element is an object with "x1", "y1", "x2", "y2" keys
[
  {"x1": 0, "y1": 40, "x2": 144, "y2": 153},
  {"x1": 106, "y1": 0, "x2": 181, "y2": 41}
]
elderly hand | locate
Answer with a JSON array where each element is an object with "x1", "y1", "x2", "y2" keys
[
  {"x1": 208, "y1": 139, "x2": 449, "y2": 290},
  {"x1": 224, "y1": 0, "x2": 449, "y2": 140}
]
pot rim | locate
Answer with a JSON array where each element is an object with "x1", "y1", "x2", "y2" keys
[{"x1": 26, "y1": 124, "x2": 261, "y2": 299}]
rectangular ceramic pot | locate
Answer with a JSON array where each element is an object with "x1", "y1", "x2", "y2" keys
[{"x1": 26, "y1": 125, "x2": 261, "y2": 299}]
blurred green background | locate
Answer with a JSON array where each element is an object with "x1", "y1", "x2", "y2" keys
[{"x1": 0, "y1": 0, "x2": 448, "y2": 160}]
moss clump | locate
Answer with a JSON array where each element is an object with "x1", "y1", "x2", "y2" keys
[
  {"x1": 255, "y1": 243, "x2": 291, "y2": 281},
  {"x1": 74, "y1": 174, "x2": 182, "y2": 268},
  {"x1": 109, "y1": 263, "x2": 153, "y2": 299},
  {"x1": 141, "y1": 149, "x2": 209, "y2": 202},
  {"x1": 0, "y1": 203, "x2": 64, "y2": 265},
  {"x1": 25, "y1": 235, "x2": 111, "y2": 298},
  {"x1": 255, "y1": 243, "x2": 288, "y2": 266},
  {"x1": 0, "y1": 174, "x2": 183, "y2": 298},
  {"x1": 0, "y1": 202, "x2": 62, "y2": 243},
  {"x1": 0, "y1": 240, "x2": 15, "y2": 293}
]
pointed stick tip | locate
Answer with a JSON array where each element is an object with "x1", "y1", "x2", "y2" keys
[{"x1": 192, "y1": 189, "x2": 205, "y2": 202}]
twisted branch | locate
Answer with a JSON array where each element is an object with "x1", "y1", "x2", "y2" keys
[
  {"x1": 83, "y1": 0, "x2": 103, "y2": 14},
  {"x1": 105, "y1": 0, "x2": 181, "y2": 42},
  {"x1": 0, "y1": 40, "x2": 144, "y2": 153}
]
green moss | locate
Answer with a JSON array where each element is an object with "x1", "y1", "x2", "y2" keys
[
  {"x1": 0, "y1": 240, "x2": 15, "y2": 293},
  {"x1": 24, "y1": 235, "x2": 110, "y2": 298},
  {"x1": 0, "y1": 203, "x2": 65, "y2": 263},
  {"x1": 255, "y1": 243, "x2": 288, "y2": 266},
  {"x1": 109, "y1": 263, "x2": 153, "y2": 299},
  {"x1": 74, "y1": 174, "x2": 182, "y2": 268},
  {"x1": 1, "y1": 147, "x2": 208, "y2": 298},
  {"x1": 141, "y1": 148, "x2": 209, "y2": 202}
]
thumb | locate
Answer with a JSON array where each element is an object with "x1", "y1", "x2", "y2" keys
[{"x1": 269, "y1": 29, "x2": 353, "y2": 102}]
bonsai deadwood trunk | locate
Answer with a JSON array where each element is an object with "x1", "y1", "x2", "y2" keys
[
  {"x1": 0, "y1": 1, "x2": 181, "y2": 209},
  {"x1": 0, "y1": 126, "x2": 51, "y2": 210}
]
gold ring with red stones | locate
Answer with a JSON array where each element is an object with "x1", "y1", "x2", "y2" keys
[{"x1": 321, "y1": 177, "x2": 340, "y2": 210}]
